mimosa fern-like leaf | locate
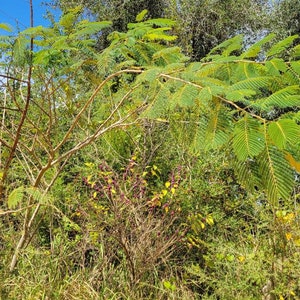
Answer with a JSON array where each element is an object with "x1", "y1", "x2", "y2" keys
[
  {"x1": 253, "y1": 86, "x2": 300, "y2": 110},
  {"x1": 266, "y1": 35, "x2": 299, "y2": 58},
  {"x1": 228, "y1": 76, "x2": 271, "y2": 92},
  {"x1": 268, "y1": 119, "x2": 300, "y2": 149},
  {"x1": 240, "y1": 33, "x2": 276, "y2": 59},
  {"x1": 232, "y1": 116, "x2": 265, "y2": 161},
  {"x1": 258, "y1": 145, "x2": 294, "y2": 204}
]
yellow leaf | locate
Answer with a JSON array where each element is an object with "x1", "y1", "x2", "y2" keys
[
  {"x1": 93, "y1": 192, "x2": 97, "y2": 198},
  {"x1": 238, "y1": 255, "x2": 245, "y2": 262},
  {"x1": 283, "y1": 212, "x2": 295, "y2": 223},
  {"x1": 171, "y1": 188, "x2": 176, "y2": 194},
  {"x1": 165, "y1": 181, "x2": 171, "y2": 188},
  {"x1": 206, "y1": 215, "x2": 214, "y2": 226},
  {"x1": 84, "y1": 162, "x2": 94, "y2": 168},
  {"x1": 285, "y1": 232, "x2": 292, "y2": 240},
  {"x1": 293, "y1": 237, "x2": 300, "y2": 246},
  {"x1": 162, "y1": 189, "x2": 168, "y2": 196},
  {"x1": 136, "y1": 9, "x2": 148, "y2": 22}
]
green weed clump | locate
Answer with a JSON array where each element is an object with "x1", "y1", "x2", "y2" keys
[{"x1": 2, "y1": 150, "x2": 299, "y2": 299}]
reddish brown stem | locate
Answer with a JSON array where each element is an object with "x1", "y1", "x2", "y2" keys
[{"x1": 0, "y1": 0, "x2": 34, "y2": 202}]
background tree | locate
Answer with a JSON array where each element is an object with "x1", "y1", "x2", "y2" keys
[
  {"x1": 49, "y1": 0, "x2": 271, "y2": 59},
  {"x1": 271, "y1": 0, "x2": 300, "y2": 38},
  {"x1": 166, "y1": 0, "x2": 271, "y2": 60}
]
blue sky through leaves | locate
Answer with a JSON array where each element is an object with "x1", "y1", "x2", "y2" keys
[{"x1": 0, "y1": 0, "x2": 60, "y2": 32}]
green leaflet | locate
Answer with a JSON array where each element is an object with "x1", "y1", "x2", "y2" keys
[
  {"x1": 0, "y1": 23, "x2": 13, "y2": 32},
  {"x1": 72, "y1": 21, "x2": 112, "y2": 37},
  {"x1": 193, "y1": 101, "x2": 231, "y2": 151},
  {"x1": 26, "y1": 187, "x2": 51, "y2": 204},
  {"x1": 7, "y1": 186, "x2": 52, "y2": 210},
  {"x1": 291, "y1": 44, "x2": 300, "y2": 58},
  {"x1": 232, "y1": 158, "x2": 259, "y2": 194},
  {"x1": 143, "y1": 85, "x2": 171, "y2": 118},
  {"x1": 265, "y1": 58, "x2": 287, "y2": 76},
  {"x1": 232, "y1": 117, "x2": 265, "y2": 161},
  {"x1": 225, "y1": 89, "x2": 256, "y2": 102},
  {"x1": 153, "y1": 47, "x2": 188, "y2": 65},
  {"x1": 198, "y1": 87, "x2": 213, "y2": 103},
  {"x1": 208, "y1": 35, "x2": 243, "y2": 57},
  {"x1": 136, "y1": 9, "x2": 148, "y2": 22},
  {"x1": 13, "y1": 35, "x2": 28, "y2": 65},
  {"x1": 240, "y1": 33, "x2": 276, "y2": 59},
  {"x1": 21, "y1": 26, "x2": 55, "y2": 38},
  {"x1": 228, "y1": 76, "x2": 271, "y2": 92},
  {"x1": 59, "y1": 6, "x2": 82, "y2": 32},
  {"x1": 136, "y1": 68, "x2": 161, "y2": 83},
  {"x1": 144, "y1": 28, "x2": 178, "y2": 42},
  {"x1": 173, "y1": 84, "x2": 199, "y2": 107},
  {"x1": 290, "y1": 61, "x2": 300, "y2": 76},
  {"x1": 145, "y1": 18, "x2": 177, "y2": 27},
  {"x1": 231, "y1": 62, "x2": 265, "y2": 81},
  {"x1": 8, "y1": 186, "x2": 24, "y2": 209},
  {"x1": 254, "y1": 86, "x2": 300, "y2": 110},
  {"x1": 268, "y1": 119, "x2": 300, "y2": 149},
  {"x1": 258, "y1": 146, "x2": 294, "y2": 204},
  {"x1": 266, "y1": 35, "x2": 299, "y2": 58}
]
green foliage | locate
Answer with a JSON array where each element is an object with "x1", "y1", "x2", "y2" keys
[
  {"x1": 1, "y1": 7, "x2": 300, "y2": 299},
  {"x1": 0, "y1": 23, "x2": 12, "y2": 32},
  {"x1": 232, "y1": 116, "x2": 265, "y2": 161},
  {"x1": 7, "y1": 186, "x2": 24, "y2": 209}
]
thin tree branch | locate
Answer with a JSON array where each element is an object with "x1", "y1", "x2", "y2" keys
[{"x1": 53, "y1": 68, "x2": 143, "y2": 152}]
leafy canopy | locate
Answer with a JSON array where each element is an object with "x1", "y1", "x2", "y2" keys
[{"x1": 1, "y1": 8, "x2": 300, "y2": 213}]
